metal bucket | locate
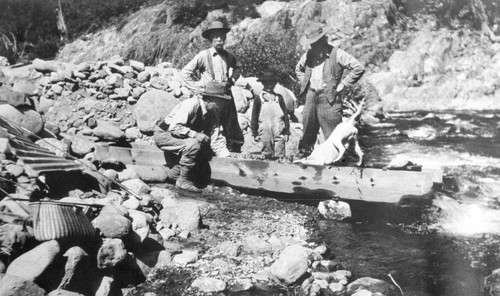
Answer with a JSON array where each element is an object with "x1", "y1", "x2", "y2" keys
[{"x1": 30, "y1": 201, "x2": 96, "y2": 241}]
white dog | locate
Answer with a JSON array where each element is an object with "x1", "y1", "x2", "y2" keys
[{"x1": 295, "y1": 99, "x2": 364, "y2": 166}]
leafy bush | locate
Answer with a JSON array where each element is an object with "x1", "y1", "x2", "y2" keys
[{"x1": 227, "y1": 33, "x2": 301, "y2": 93}]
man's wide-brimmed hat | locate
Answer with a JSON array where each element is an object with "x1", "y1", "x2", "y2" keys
[
  {"x1": 257, "y1": 69, "x2": 279, "y2": 82},
  {"x1": 202, "y1": 81, "x2": 231, "y2": 100},
  {"x1": 202, "y1": 21, "x2": 231, "y2": 39},
  {"x1": 300, "y1": 23, "x2": 328, "y2": 46}
]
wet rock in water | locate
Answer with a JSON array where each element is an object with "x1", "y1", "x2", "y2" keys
[
  {"x1": 0, "y1": 105, "x2": 43, "y2": 134},
  {"x1": 159, "y1": 201, "x2": 201, "y2": 235},
  {"x1": 97, "y1": 238, "x2": 128, "y2": 269},
  {"x1": 241, "y1": 235, "x2": 272, "y2": 255},
  {"x1": 133, "y1": 89, "x2": 178, "y2": 133},
  {"x1": 6, "y1": 240, "x2": 60, "y2": 281},
  {"x1": 92, "y1": 213, "x2": 131, "y2": 238},
  {"x1": 346, "y1": 277, "x2": 396, "y2": 296},
  {"x1": 405, "y1": 124, "x2": 437, "y2": 140},
  {"x1": 318, "y1": 200, "x2": 352, "y2": 220},
  {"x1": 47, "y1": 289, "x2": 86, "y2": 295},
  {"x1": 312, "y1": 270, "x2": 351, "y2": 285},
  {"x1": 191, "y1": 277, "x2": 226, "y2": 293},
  {"x1": 386, "y1": 158, "x2": 418, "y2": 170},
  {"x1": 313, "y1": 260, "x2": 344, "y2": 272},
  {"x1": 0, "y1": 274, "x2": 46, "y2": 296},
  {"x1": 121, "y1": 178, "x2": 151, "y2": 194},
  {"x1": 173, "y1": 250, "x2": 198, "y2": 266},
  {"x1": 269, "y1": 244, "x2": 311, "y2": 285},
  {"x1": 485, "y1": 268, "x2": 500, "y2": 296}
]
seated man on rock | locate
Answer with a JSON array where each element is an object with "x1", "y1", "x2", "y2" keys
[{"x1": 154, "y1": 82, "x2": 231, "y2": 192}]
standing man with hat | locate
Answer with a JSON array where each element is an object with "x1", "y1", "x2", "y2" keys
[
  {"x1": 295, "y1": 23, "x2": 365, "y2": 159},
  {"x1": 181, "y1": 20, "x2": 244, "y2": 157},
  {"x1": 154, "y1": 83, "x2": 232, "y2": 192}
]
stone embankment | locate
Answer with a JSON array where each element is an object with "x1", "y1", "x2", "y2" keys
[{"x1": 0, "y1": 56, "x2": 397, "y2": 296}]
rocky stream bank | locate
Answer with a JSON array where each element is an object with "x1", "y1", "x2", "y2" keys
[{"x1": 0, "y1": 56, "x2": 408, "y2": 296}]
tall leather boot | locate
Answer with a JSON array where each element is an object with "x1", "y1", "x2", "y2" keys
[
  {"x1": 175, "y1": 165, "x2": 201, "y2": 192},
  {"x1": 167, "y1": 165, "x2": 181, "y2": 182}
]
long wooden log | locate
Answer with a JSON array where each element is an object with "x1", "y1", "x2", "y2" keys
[
  {"x1": 210, "y1": 157, "x2": 438, "y2": 204},
  {"x1": 94, "y1": 144, "x2": 441, "y2": 204}
]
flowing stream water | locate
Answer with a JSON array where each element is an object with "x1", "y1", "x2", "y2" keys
[{"x1": 315, "y1": 111, "x2": 500, "y2": 296}]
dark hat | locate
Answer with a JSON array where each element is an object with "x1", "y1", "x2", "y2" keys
[
  {"x1": 202, "y1": 21, "x2": 231, "y2": 39},
  {"x1": 202, "y1": 81, "x2": 231, "y2": 100},
  {"x1": 300, "y1": 23, "x2": 328, "y2": 46},
  {"x1": 257, "y1": 69, "x2": 278, "y2": 82}
]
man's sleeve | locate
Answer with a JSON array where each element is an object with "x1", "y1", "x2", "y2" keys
[
  {"x1": 251, "y1": 96, "x2": 261, "y2": 137},
  {"x1": 295, "y1": 52, "x2": 307, "y2": 83},
  {"x1": 337, "y1": 48, "x2": 365, "y2": 87},
  {"x1": 181, "y1": 52, "x2": 205, "y2": 91},
  {"x1": 168, "y1": 101, "x2": 198, "y2": 138}
]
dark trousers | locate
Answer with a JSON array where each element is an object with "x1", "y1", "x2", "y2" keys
[
  {"x1": 224, "y1": 97, "x2": 244, "y2": 152},
  {"x1": 298, "y1": 89, "x2": 342, "y2": 152},
  {"x1": 154, "y1": 131, "x2": 201, "y2": 168}
]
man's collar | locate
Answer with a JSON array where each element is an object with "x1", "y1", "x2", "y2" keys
[{"x1": 209, "y1": 47, "x2": 225, "y2": 56}]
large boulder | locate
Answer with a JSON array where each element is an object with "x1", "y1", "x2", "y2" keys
[
  {"x1": 0, "y1": 274, "x2": 46, "y2": 296},
  {"x1": 133, "y1": 90, "x2": 179, "y2": 133},
  {"x1": 92, "y1": 121, "x2": 125, "y2": 141},
  {"x1": 6, "y1": 240, "x2": 61, "y2": 281},
  {"x1": 318, "y1": 200, "x2": 352, "y2": 220},
  {"x1": 0, "y1": 105, "x2": 43, "y2": 134},
  {"x1": 269, "y1": 245, "x2": 312, "y2": 285},
  {"x1": 346, "y1": 277, "x2": 396, "y2": 296},
  {"x1": 92, "y1": 213, "x2": 131, "y2": 239},
  {"x1": 97, "y1": 238, "x2": 128, "y2": 269},
  {"x1": 159, "y1": 201, "x2": 201, "y2": 236}
]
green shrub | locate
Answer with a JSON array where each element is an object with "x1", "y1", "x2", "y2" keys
[{"x1": 227, "y1": 33, "x2": 301, "y2": 93}]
